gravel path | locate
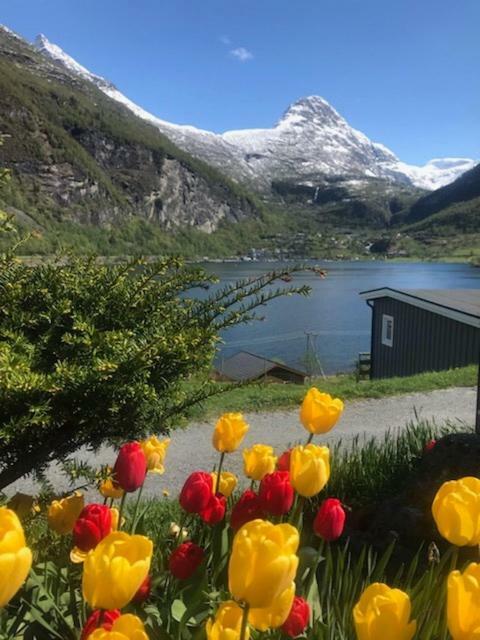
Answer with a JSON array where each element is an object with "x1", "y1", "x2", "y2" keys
[{"x1": 6, "y1": 387, "x2": 477, "y2": 499}]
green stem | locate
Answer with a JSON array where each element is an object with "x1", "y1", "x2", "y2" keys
[
  {"x1": 130, "y1": 483, "x2": 145, "y2": 533},
  {"x1": 118, "y1": 492, "x2": 127, "y2": 530},
  {"x1": 240, "y1": 604, "x2": 250, "y2": 640},
  {"x1": 306, "y1": 433, "x2": 314, "y2": 444},
  {"x1": 249, "y1": 479, "x2": 255, "y2": 492},
  {"x1": 291, "y1": 495, "x2": 305, "y2": 528},
  {"x1": 68, "y1": 564, "x2": 81, "y2": 630},
  {"x1": 215, "y1": 452, "x2": 225, "y2": 494}
]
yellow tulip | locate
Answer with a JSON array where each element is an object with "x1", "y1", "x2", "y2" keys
[
  {"x1": 248, "y1": 584, "x2": 295, "y2": 631},
  {"x1": 243, "y1": 445, "x2": 277, "y2": 482},
  {"x1": 213, "y1": 413, "x2": 249, "y2": 453},
  {"x1": 206, "y1": 601, "x2": 249, "y2": 640},
  {"x1": 211, "y1": 471, "x2": 238, "y2": 498},
  {"x1": 47, "y1": 491, "x2": 84, "y2": 535},
  {"x1": 432, "y1": 477, "x2": 480, "y2": 546},
  {"x1": 82, "y1": 531, "x2": 153, "y2": 609},
  {"x1": 228, "y1": 519, "x2": 299, "y2": 609},
  {"x1": 0, "y1": 507, "x2": 32, "y2": 607},
  {"x1": 289, "y1": 444, "x2": 330, "y2": 498},
  {"x1": 300, "y1": 387, "x2": 344, "y2": 435},
  {"x1": 99, "y1": 477, "x2": 124, "y2": 500},
  {"x1": 353, "y1": 583, "x2": 416, "y2": 640},
  {"x1": 88, "y1": 614, "x2": 148, "y2": 640},
  {"x1": 447, "y1": 562, "x2": 480, "y2": 639},
  {"x1": 140, "y1": 436, "x2": 170, "y2": 474}
]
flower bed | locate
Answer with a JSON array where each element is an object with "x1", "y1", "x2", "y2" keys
[{"x1": 0, "y1": 388, "x2": 478, "y2": 639}]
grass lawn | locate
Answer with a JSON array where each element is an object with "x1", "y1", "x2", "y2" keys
[{"x1": 190, "y1": 365, "x2": 478, "y2": 419}]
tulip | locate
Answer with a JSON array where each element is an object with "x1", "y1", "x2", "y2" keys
[
  {"x1": 169, "y1": 521, "x2": 188, "y2": 540},
  {"x1": 211, "y1": 471, "x2": 238, "y2": 498},
  {"x1": 47, "y1": 491, "x2": 84, "y2": 535},
  {"x1": 82, "y1": 531, "x2": 152, "y2": 609},
  {"x1": 280, "y1": 595, "x2": 310, "y2": 637},
  {"x1": 424, "y1": 439, "x2": 437, "y2": 453},
  {"x1": 140, "y1": 436, "x2": 170, "y2": 474},
  {"x1": 249, "y1": 584, "x2": 295, "y2": 631},
  {"x1": 314, "y1": 498, "x2": 346, "y2": 541},
  {"x1": 213, "y1": 413, "x2": 249, "y2": 453},
  {"x1": 277, "y1": 448, "x2": 292, "y2": 472},
  {"x1": 113, "y1": 442, "x2": 147, "y2": 493},
  {"x1": 289, "y1": 444, "x2": 330, "y2": 498},
  {"x1": 229, "y1": 519, "x2": 299, "y2": 609},
  {"x1": 7, "y1": 492, "x2": 36, "y2": 520},
  {"x1": 133, "y1": 575, "x2": 152, "y2": 603},
  {"x1": 0, "y1": 507, "x2": 32, "y2": 608},
  {"x1": 230, "y1": 490, "x2": 266, "y2": 531},
  {"x1": 206, "y1": 601, "x2": 249, "y2": 640},
  {"x1": 300, "y1": 387, "x2": 344, "y2": 435},
  {"x1": 243, "y1": 444, "x2": 277, "y2": 482},
  {"x1": 99, "y1": 477, "x2": 124, "y2": 500},
  {"x1": 259, "y1": 471, "x2": 294, "y2": 516},
  {"x1": 432, "y1": 477, "x2": 480, "y2": 546},
  {"x1": 353, "y1": 583, "x2": 416, "y2": 640},
  {"x1": 179, "y1": 471, "x2": 213, "y2": 514},
  {"x1": 200, "y1": 493, "x2": 227, "y2": 525},
  {"x1": 87, "y1": 614, "x2": 148, "y2": 640},
  {"x1": 169, "y1": 541, "x2": 204, "y2": 580},
  {"x1": 73, "y1": 504, "x2": 113, "y2": 552},
  {"x1": 447, "y1": 562, "x2": 480, "y2": 639},
  {"x1": 81, "y1": 609, "x2": 120, "y2": 640}
]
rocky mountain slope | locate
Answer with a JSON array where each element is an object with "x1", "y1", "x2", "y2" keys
[
  {"x1": 34, "y1": 33, "x2": 476, "y2": 193},
  {"x1": 0, "y1": 25, "x2": 260, "y2": 239}
]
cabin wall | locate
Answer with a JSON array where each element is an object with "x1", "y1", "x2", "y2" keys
[{"x1": 371, "y1": 298, "x2": 479, "y2": 378}]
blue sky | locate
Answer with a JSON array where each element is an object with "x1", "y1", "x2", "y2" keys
[{"x1": 1, "y1": 0, "x2": 479, "y2": 164}]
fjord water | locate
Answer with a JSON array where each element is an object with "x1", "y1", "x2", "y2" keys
[{"x1": 203, "y1": 261, "x2": 480, "y2": 375}]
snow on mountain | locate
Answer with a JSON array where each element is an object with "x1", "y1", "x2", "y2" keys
[{"x1": 32, "y1": 34, "x2": 476, "y2": 192}]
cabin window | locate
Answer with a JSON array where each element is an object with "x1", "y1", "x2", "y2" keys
[{"x1": 381, "y1": 314, "x2": 394, "y2": 347}]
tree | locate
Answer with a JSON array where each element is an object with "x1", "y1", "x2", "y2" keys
[{"x1": 0, "y1": 248, "x2": 309, "y2": 490}]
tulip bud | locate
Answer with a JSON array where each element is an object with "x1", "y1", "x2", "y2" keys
[
  {"x1": 277, "y1": 448, "x2": 292, "y2": 471},
  {"x1": 243, "y1": 444, "x2": 277, "y2": 481},
  {"x1": 212, "y1": 413, "x2": 249, "y2": 453},
  {"x1": 290, "y1": 444, "x2": 330, "y2": 498},
  {"x1": 206, "y1": 601, "x2": 249, "y2": 640},
  {"x1": 448, "y1": 562, "x2": 480, "y2": 639},
  {"x1": 199, "y1": 493, "x2": 227, "y2": 525},
  {"x1": 80, "y1": 609, "x2": 120, "y2": 640},
  {"x1": 300, "y1": 387, "x2": 344, "y2": 435},
  {"x1": 86, "y1": 614, "x2": 148, "y2": 640},
  {"x1": 259, "y1": 471, "x2": 294, "y2": 516},
  {"x1": 353, "y1": 583, "x2": 416, "y2": 640},
  {"x1": 249, "y1": 585, "x2": 295, "y2": 631},
  {"x1": 132, "y1": 575, "x2": 152, "y2": 603},
  {"x1": 113, "y1": 442, "x2": 147, "y2": 493},
  {"x1": 211, "y1": 471, "x2": 238, "y2": 498},
  {"x1": 313, "y1": 498, "x2": 346, "y2": 542},
  {"x1": 281, "y1": 596, "x2": 310, "y2": 637},
  {"x1": 0, "y1": 507, "x2": 33, "y2": 608},
  {"x1": 169, "y1": 542, "x2": 204, "y2": 580},
  {"x1": 73, "y1": 504, "x2": 113, "y2": 552},
  {"x1": 140, "y1": 436, "x2": 170, "y2": 474},
  {"x1": 230, "y1": 490, "x2": 266, "y2": 531},
  {"x1": 179, "y1": 471, "x2": 213, "y2": 514},
  {"x1": 432, "y1": 477, "x2": 480, "y2": 546},
  {"x1": 424, "y1": 439, "x2": 436, "y2": 453}
]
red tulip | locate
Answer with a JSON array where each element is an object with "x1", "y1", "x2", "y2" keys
[
  {"x1": 277, "y1": 448, "x2": 292, "y2": 471},
  {"x1": 313, "y1": 498, "x2": 346, "y2": 542},
  {"x1": 259, "y1": 471, "x2": 294, "y2": 516},
  {"x1": 230, "y1": 489, "x2": 266, "y2": 531},
  {"x1": 73, "y1": 504, "x2": 113, "y2": 552},
  {"x1": 133, "y1": 575, "x2": 152, "y2": 603},
  {"x1": 179, "y1": 471, "x2": 213, "y2": 514},
  {"x1": 199, "y1": 492, "x2": 226, "y2": 525},
  {"x1": 113, "y1": 442, "x2": 147, "y2": 493},
  {"x1": 81, "y1": 609, "x2": 120, "y2": 640},
  {"x1": 169, "y1": 542, "x2": 204, "y2": 580},
  {"x1": 281, "y1": 596, "x2": 310, "y2": 637},
  {"x1": 424, "y1": 439, "x2": 437, "y2": 453}
]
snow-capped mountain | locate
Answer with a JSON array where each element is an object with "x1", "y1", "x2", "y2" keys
[{"x1": 33, "y1": 33, "x2": 476, "y2": 192}]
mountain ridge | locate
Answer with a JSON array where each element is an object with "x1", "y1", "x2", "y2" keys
[{"x1": 31, "y1": 31, "x2": 477, "y2": 192}]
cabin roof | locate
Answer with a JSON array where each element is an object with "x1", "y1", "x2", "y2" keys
[
  {"x1": 217, "y1": 350, "x2": 307, "y2": 382},
  {"x1": 360, "y1": 287, "x2": 480, "y2": 328}
]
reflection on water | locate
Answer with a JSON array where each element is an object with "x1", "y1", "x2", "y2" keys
[{"x1": 198, "y1": 261, "x2": 480, "y2": 374}]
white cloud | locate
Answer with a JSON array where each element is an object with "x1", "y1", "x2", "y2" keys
[
  {"x1": 220, "y1": 35, "x2": 231, "y2": 45},
  {"x1": 230, "y1": 47, "x2": 253, "y2": 62}
]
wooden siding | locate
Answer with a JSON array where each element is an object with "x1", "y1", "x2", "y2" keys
[{"x1": 371, "y1": 297, "x2": 480, "y2": 378}]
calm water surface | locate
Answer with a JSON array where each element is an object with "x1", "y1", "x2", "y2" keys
[{"x1": 200, "y1": 261, "x2": 480, "y2": 374}]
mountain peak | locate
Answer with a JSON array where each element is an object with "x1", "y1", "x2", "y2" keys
[{"x1": 278, "y1": 95, "x2": 343, "y2": 128}]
